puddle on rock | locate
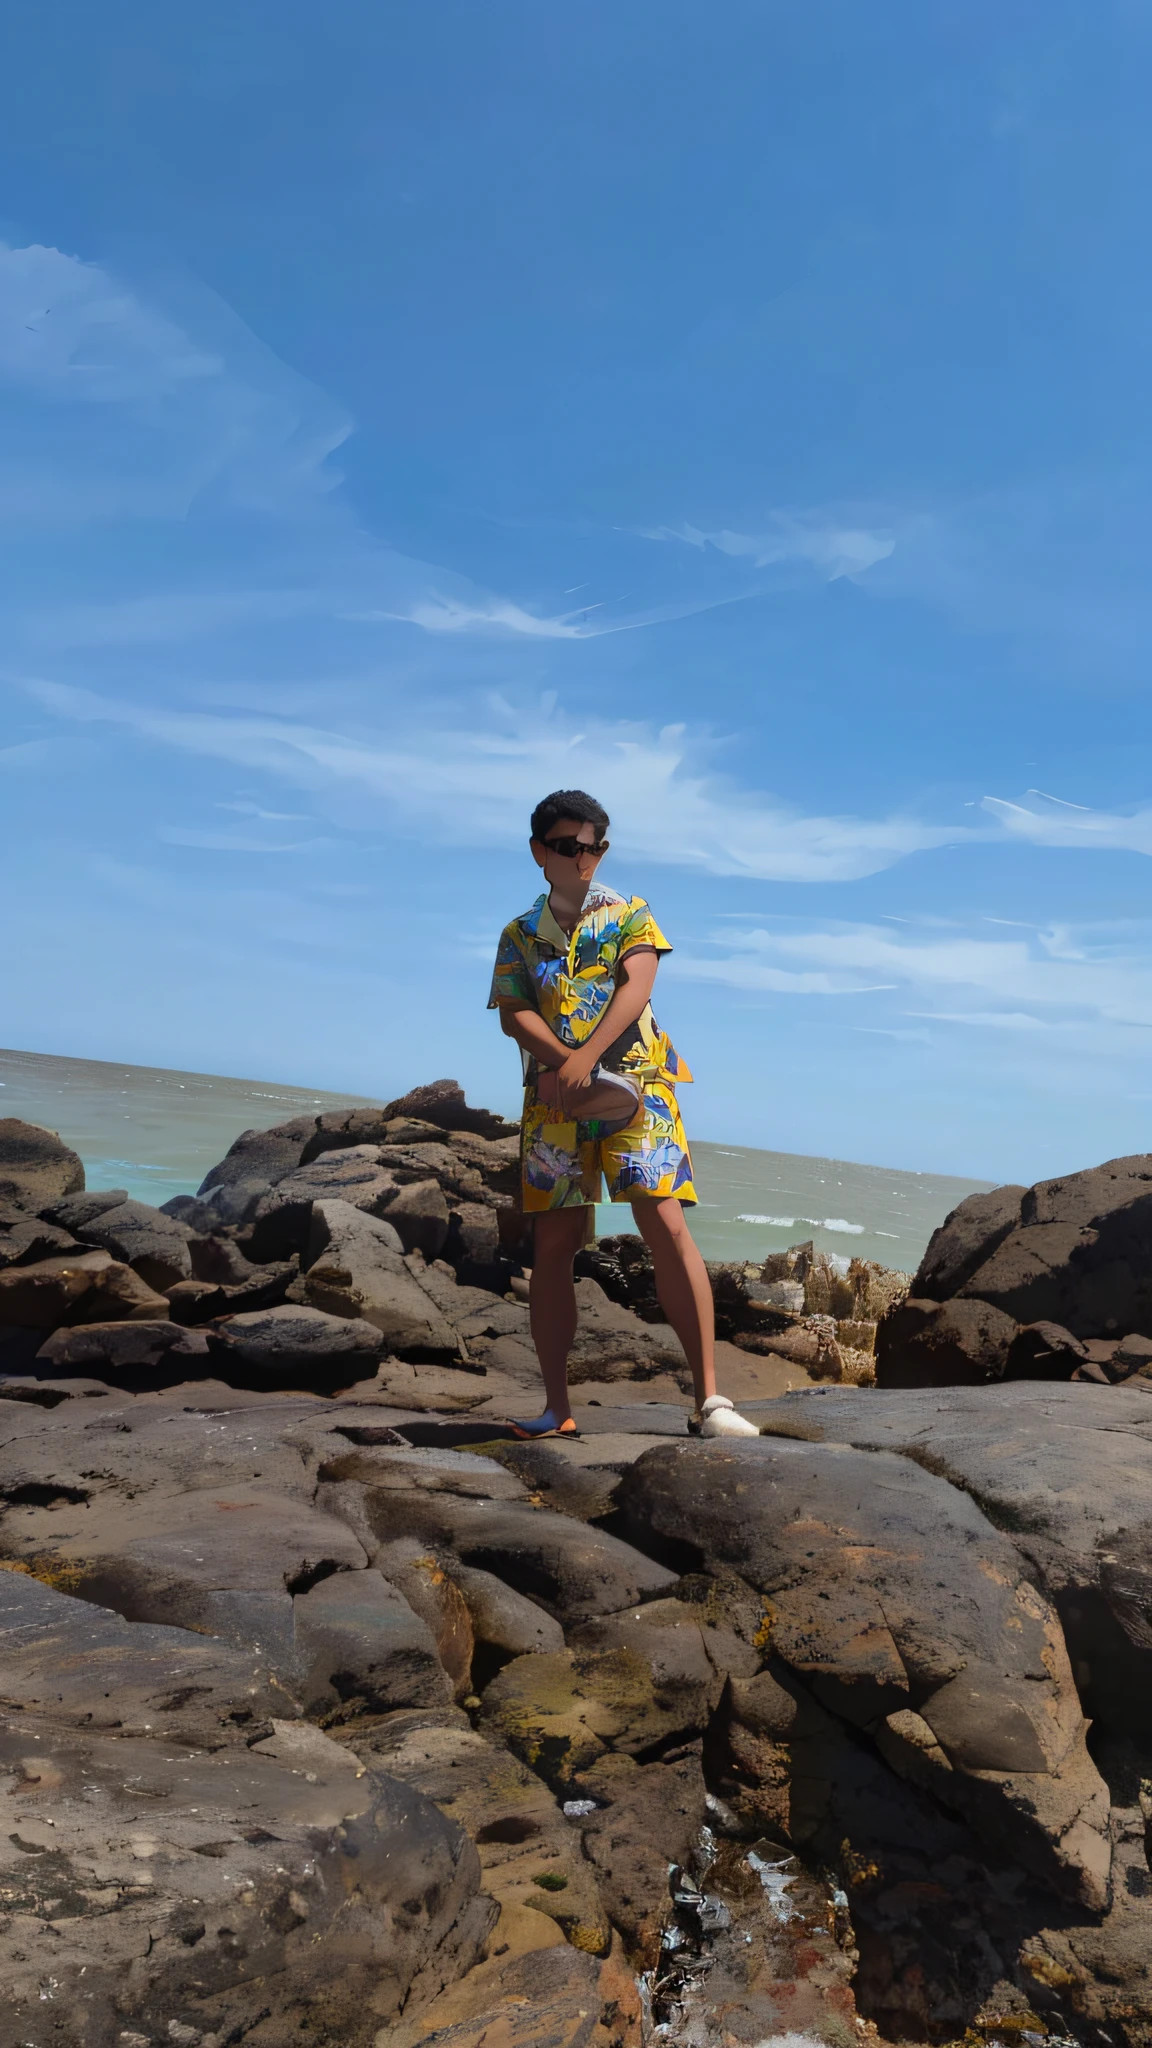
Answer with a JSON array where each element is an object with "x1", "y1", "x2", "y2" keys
[{"x1": 640, "y1": 1818, "x2": 862, "y2": 2046}]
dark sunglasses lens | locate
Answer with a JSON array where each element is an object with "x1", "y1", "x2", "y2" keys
[{"x1": 546, "y1": 836, "x2": 607, "y2": 858}]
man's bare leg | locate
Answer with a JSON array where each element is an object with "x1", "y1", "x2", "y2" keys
[
  {"x1": 631, "y1": 1196, "x2": 717, "y2": 1414},
  {"x1": 518, "y1": 1206, "x2": 589, "y2": 1432}
]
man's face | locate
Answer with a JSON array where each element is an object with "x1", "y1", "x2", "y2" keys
[{"x1": 530, "y1": 816, "x2": 606, "y2": 887}]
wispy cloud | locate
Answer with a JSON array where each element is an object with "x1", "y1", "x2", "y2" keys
[
  {"x1": 643, "y1": 514, "x2": 896, "y2": 580},
  {"x1": 675, "y1": 916, "x2": 1152, "y2": 1038},
  {"x1": 19, "y1": 678, "x2": 966, "y2": 883},
  {"x1": 348, "y1": 594, "x2": 584, "y2": 639},
  {"x1": 982, "y1": 789, "x2": 1152, "y2": 855}
]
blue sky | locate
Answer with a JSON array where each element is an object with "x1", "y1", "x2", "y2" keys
[{"x1": 3, "y1": 0, "x2": 1152, "y2": 1182}]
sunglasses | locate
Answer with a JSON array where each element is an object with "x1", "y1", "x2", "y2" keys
[{"x1": 544, "y1": 835, "x2": 609, "y2": 859}]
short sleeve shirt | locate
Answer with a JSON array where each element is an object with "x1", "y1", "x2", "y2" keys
[{"x1": 488, "y1": 885, "x2": 689, "y2": 1085}]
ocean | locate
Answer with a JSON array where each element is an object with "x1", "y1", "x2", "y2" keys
[{"x1": 0, "y1": 1047, "x2": 994, "y2": 1274}]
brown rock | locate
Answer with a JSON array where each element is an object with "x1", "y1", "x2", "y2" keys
[
  {"x1": 0, "y1": 1249, "x2": 171, "y2": 1329},
  {"x1": 380, "y1": 1078, "x2": 517, "y2": 1140},
  {"x1": 303, "y1": 1200, "x2": 458, "y2": 1355},
  {"x1": 619, "y1": 1436, "x2": 1110, "y2": 1909},
  {"x1": 384, "y1": 1177, "x2": 451, "y2": 1259},
  {"x1": 35, "y1": 1319, "x2": 209, "y2": 1374},
  {"x1": 67, "y1": 1196, "x2": 194, "y2": 1290},
  {"x1": 360, "y1": 1706, "x2": 609, "y2": 1954},
  {"x1": 951, "y1": 1156, "x2": 1152, "y2": 1338}
]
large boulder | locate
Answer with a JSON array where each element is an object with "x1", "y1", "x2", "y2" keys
[
  {"x1": 383, "y1": 1175, "x2": 452, "y2": 1258},
  {"x1": 913, "y1": 1156, "x2": 1152, "y2": 1340},
  {"x1": 302, "y1": 1199, "x2": 459, "y2": 1355},
  {"x1": 44, "y1": 1189, "x2": 130, "y2": 1230},
  {"x1": 0, "y1": 1707, "x2": 495, "y2": 2047},
  {"x1": 759, "y1": 1380, "x2": 1152, "y2": 1741},
  {"x1": 246, "y1": 1144, "x2": 400, "y2": 1258},
  {"x1": 914, "y1": 1184, "x2": 1028, "y2": 1298},
  {"x1": 197, "y1": 1113, "x2": 317, "y2": 1196},
  {"x1": 617, "y1": 1436, "x2": 1111, "y2": 1909},
  {"x1": 0, "y1": 1117, "x2": 85, "y2": 1213}
]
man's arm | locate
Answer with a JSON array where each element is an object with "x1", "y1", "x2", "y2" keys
[
  {"x1": 496, "y1": 947, "x2": 660, "y2": 1109},
  {"x1": 550, "y1": 947, "x2": 659, "y2": 1110}
]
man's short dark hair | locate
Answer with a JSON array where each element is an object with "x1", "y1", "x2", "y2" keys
[{"x1": 530, "y1": 789, "x2": 610, "y2": 842}]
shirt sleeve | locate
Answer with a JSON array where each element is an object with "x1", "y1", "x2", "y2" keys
[
  {"x1": 619, "y1": 898, "x2": 673, "y2": 958},
  {"x1": 487, "y1": 922, "x2": 536, "y2": 1008}
]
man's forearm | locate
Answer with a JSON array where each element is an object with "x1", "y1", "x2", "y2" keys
[{"x1": 499, "y1": 1006, "x2": 567, "y2": 1069}]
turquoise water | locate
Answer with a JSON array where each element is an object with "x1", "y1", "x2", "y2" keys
[{"x1": 0, "y1": 1047, "x2": 993, "y2": 1270}]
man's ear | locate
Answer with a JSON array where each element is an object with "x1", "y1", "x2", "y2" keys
[{"x1": 530, "y1": 837, "x2": 546, "y2": 871}]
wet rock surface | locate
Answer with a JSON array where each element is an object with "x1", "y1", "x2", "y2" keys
[{"x1": 0, "y1": 1092, "x2": 1149, "y2": 2046}]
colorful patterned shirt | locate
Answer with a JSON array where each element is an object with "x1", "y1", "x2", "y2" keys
[{"x1": 488, "y1": 886, "x2": 691, "y2": 1088}]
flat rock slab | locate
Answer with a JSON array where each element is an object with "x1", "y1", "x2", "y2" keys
[
  {"x1": 0, "y1": 1375, "x2": 116, "y2": 1406},
  {"x1": 572, "y1": 1401, "x2": 690, "y2": 1435},
  {"x1": 0, "y1": 1392, "x2": 355, "y2": 1505},
  {"x1": 0, "y1": 1571, "x2": 295, "y2": 1743},
  {"x1": 0, "y1": 1481, "x2": 368, "y2": 1634}
]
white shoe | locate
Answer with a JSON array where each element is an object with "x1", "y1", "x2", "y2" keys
[{"x1": 698, "y1": 1394, "x2": 760, "y2": 1438}]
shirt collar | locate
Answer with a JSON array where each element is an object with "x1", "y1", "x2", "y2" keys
[{"x1": 530, "y1": 884, "x2": 625, "y2": 954}]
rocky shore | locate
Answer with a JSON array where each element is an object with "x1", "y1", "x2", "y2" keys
[{"x1": 0, "y1": 1085, "x2": 1149, "y2": 2047}]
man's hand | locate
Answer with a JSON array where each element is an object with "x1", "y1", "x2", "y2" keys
[
  {"x1": 537, "y1": 1044, "x2": 597, "y2": 1116},
  {"x1": 558, "y1": 1044, "x2": 597, "y2": 1099}
]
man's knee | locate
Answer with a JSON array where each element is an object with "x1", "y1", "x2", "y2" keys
[
  {"x1": 634, "y1": 1196, "x2": 689, "y2": 1246},
  {"x1": 533, "y1": 1213, "x2": 587, "y2": 1263}
]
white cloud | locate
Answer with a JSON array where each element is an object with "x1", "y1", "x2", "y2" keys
[
  {"x1": 19, "y1": 678, "x2": 965, "y2": 884},
  {"x1": 674, "y1": 917, "x2": 1152, "y2": 1037},
  {"x1": 982, "y1": 789, "x2": 1152, "y2": 855},
  {"x1": 646, "y1": 514, "x2": 895, "y2": 580}
]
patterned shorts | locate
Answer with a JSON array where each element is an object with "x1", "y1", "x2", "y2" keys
[{"x1": 519, "y1": 1077, "x2": 698, "y2": 1211}]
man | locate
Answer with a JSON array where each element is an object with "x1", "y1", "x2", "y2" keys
[{"x1": 489, "y1": 787, "x2": 758, "y2": 1440}]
